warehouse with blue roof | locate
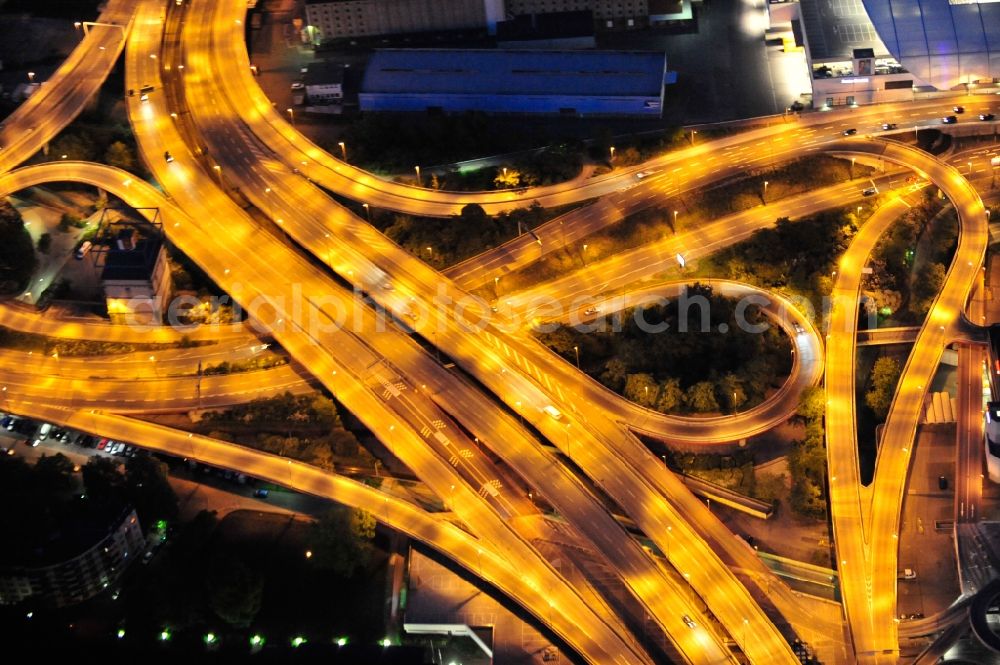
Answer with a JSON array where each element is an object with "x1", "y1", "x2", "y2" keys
[{"x1": 359, "y1": 49, "x2": 673, "y2": 117}]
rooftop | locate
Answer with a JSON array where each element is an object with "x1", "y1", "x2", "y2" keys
[
  {"x1": 496, "y1": 11, "x2": 594, "y2": 42},
  {"x1": 303, "y1": 59, "x2": 345, "y2": 86},
  {"x1": 361, "y1": 49, "x2": 667, "y2": 97},
  {"x1": 797, "y1": 0, "x2": 888, "y2": 62},
  {"x1": 101, "y1": 236, "x2": 162, "y2": 282}
]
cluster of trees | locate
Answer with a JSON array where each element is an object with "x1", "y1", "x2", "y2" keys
[
  {"x1": 788, "y1": 386, "x2": 828, "y2": 518},
  {"x1": 537, "y1": 284, "x2": 792, "y2": 415},
  {"x1": 716, "y1": 210, "x2": 858, "y2": 300},
  {"x1": 0, "y1": 202, "x2": 36, "y2": 294},
  {"x1": 864, "y1": 356, "x2": 903, "y2": 421},
  {"x1": 123, "y1": 509, "x2": 264, "y2": 633},
  {"x1": 376, "y1": 202, "x2": 550, "y2": 268},
  {"x1": 666, "y1": 449, "x2": 756, "y2": 494},
  {"x1": 200, "y1": 354, "x2": 286, "y2": 376},
  {"x1": 48, "y1": 130, "x2": 142, "y2": 175},
  {"x1": 306, "y1": 506, "x2": 377, "y2": 576},
  {"x1": 863, "y1": 190, "x2": 955, "y2": 323},
  {"x1": 82, "y1": 452, "x2": 179, "y2": 527},
  {"x1": 200, "y1": 392, "x2": 375, "y2": 471}
]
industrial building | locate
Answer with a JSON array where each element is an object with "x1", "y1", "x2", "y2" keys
[
  {"x1": 303, "y1": 0, "x2": 696, "y2": 41},
  {"x1": 359, "y1": 49, "x2": 671, "y2": 116},
  {"x1": 304, "y1": 0, "x2": 504, "y2": 40}
]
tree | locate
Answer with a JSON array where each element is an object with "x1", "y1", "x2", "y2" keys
[
  {"x1": 865, "y1": 356, "x2": 902, "y2": 420},
  {"x1": 909, "y1": 262, "x2": 946, "y2": 316},
  {"x1": 104, "y1": 140, "x2": 137, "y2": 172},
  {"x1": 624, "y1": 373, "x2": 658, "y2": 407},
  {"x1": 796, "y1": 385, "x2": 826, "y2": 422},
  {"x1": 34, "y1": 453, "x2": 75, "y2": 492},
  {"x1": 0, "y1": 202, "x2": 37, "y2": 294},
  {"x1": 50, "y1": 132, "x2": 98, "y2": 161},
  {"x1": 37, "y1": 232, "x2": 52, "y2": 254},
  {"x1": 493, "y1": 167, "x2": 522, "y2": 189},
  {"x1": 125, "y1": 451, "x2": 179, "y2": 525},
  {"x1": 717, "y1": 373, "x2": 747, "y2": 412},
  {"x1": 655, "y1": 378, "x2": 684, "y2": 413},
  {"x1": 686, "y1": 381, "x2": 720, "y2": 413},
  {"x1": 600, "y1": 358, "x2": 628, "y2": 391},
  {"x1": 208, "y1": 556, "x2": 263, "y2": 628},
  {"x1": 616, "y1": 146, "x2": 642, "y2": 166},
  {"x1": 82, "y1": 455, "x2": 126, "y2": 504},
  {"x1": 307, "y1": 507, "x2": 376, "y2": 576}
]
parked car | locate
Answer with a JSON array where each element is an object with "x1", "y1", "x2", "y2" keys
[
  {"x1": 900, "y1": 568, "x2": 917, "y2": 580},
  {"x1": 938, "y1": 475, "x2": 948, "y2": 490},
  {"x1": 96, "y1": 438, "x2": 109, "y2": 451},
  {"x1": 253, "y1": 488, "x2": 269, "y2": 499}
]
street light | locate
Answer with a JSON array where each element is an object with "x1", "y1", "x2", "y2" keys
[
  {"x1": 286, "y1": 107, "x2": 294, "y2": 126},
  {"x1": 362, "y1": 202, "x2": 371, "y2": 222},
  {"x1": 212, "y1": 164, "x2": 222, "y2": 186},
  {"x1": 968, "y1": 160, "x2": 973, "y2": 175},
  {"x1": 850, "y1": 157, "x2": 856, "y2": 180},
  {"x1": 414, "y1": 165, "x2": 421, "y2": 186},
  {"x1": 27, "y1": 71, "x2": 35, "y2": 82},
  {"x1": 689, "y1": 129, "x2": 697, "y2": 145},
  {"x1": 673, "y1": 210, "x2": 678, "y2": 227},
  {"x1": 609, "y1": 146, "x2": 615, "y2": 162},
  {"x1": 762, "y1": 180, "x2": 769, "y2": 203},
  {"x1": 338, "y1": 141, "x2": 347, "y2": 161},
  {"x1": 573, "y1": 345, "x2": 580, "y2": 368}
]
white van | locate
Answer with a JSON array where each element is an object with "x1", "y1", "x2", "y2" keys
[{"x1": 75, "y1": 240, "x2": 92, "y2": 259}]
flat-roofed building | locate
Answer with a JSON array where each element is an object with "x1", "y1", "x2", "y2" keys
[
  {"x1": 359, "y1": 48, "x2": 671, "y2": 116},
  {"x1": 304, "y1": 0, "x2": 503, "y2": 39}
]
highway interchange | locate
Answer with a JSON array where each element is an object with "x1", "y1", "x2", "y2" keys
[{"x1": 1, "y1": 0, "x2": 1000, "y2": 662}]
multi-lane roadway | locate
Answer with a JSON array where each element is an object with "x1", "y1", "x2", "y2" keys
[{"x1": 3, "y1": 1, "x2": 1000, "y2": 660}]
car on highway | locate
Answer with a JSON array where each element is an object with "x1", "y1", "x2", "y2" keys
[
  {"x1": 980, "y1": 113, "x2": 996, "y2": 121},
  {"x1": 636, "y1": 171, "x2": 653, "y2": 179},
  {"x1": 953, "y1": 105, "x2": 964, "y2": 114},
  {"x1": 543, "y1": 405, "x2": 563, "y2": 420},
  {"x1": 583, "y1": 307, "x2": 601, "y2": 316},
  {"x1": 942, "y1": 115, "x2": 958, "y2": 124},
  {"x1": 881, "y1": 123, "x2": 897, "y2": 130},
  {"x1": 899, "y1": 568, "x2": 917, "y2": 580},
  {"x1": 862, "y1": 187, "x2": 878, "y2": 197},
  {"x1": 682, "y1": 615, "x2": 697, "y2": 628},
  {"x1": 139, "y1": 85, "x2": 153, "y2": 102},
  {"x1": 163, "y1": 151, "x2": 174, "y2": 163},
  {"x1": 842, "y1": 128, "x2": 857, "y2": 136}
]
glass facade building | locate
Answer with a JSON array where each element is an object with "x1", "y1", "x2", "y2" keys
[{"x1": 861, "y1": 0, "x2": 1000, "y2": 90}]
